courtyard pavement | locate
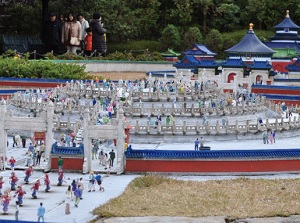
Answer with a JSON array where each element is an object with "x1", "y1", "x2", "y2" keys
[{"x1": 1, "y1": 112, "x2": 300, "y2": 222}]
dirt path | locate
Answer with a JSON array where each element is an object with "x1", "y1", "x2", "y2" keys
[{"x1": 88, "y1": 72, "x2": 146, "y2": 81}]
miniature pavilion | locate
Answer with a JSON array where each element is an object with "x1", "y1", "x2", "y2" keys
[{"x1": 263, "y1": 10, "x2": 300, "y2": 73}]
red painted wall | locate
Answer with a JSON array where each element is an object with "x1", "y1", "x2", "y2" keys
[
  {"x1": 126, "y1": 159, "x2": 300, "y2": 173},
  {"x1": 252, "y1": 88, "x2": 300, "y2": 95},
  {"x1": 0, "y1": 81, "x2": 65, "y2": 88},
  {"x1": 272, "y1": 61, "x2": 292, "y2": 73},
  {"x1": 51, "y1": 157, "x2": 84, "y2": 171}
]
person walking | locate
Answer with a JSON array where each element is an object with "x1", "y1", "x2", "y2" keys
[
  {"x1": 15, "y1": 201, "x2": 19, "y2": 221},
  {"x1": 44, "y1": 173, "x2": 50, "y2": 192},
  {"x1": 31, "y1": 180, "x2": 41, "y2": 199},
  {"x1": 37, "y1": 202, "x2": 45, "y2": 222},
  {"x1": 74, "y1": 185, "x2": 82, "y2": 207},
  {"x1": 194, "y1": 138, "x2": 200, "y2": 151},
  {"x1": 9, "y1": 156, "x2": 16, "y2": 171},
  {"x1": 89, "y1": 12, "x2": 107, "y2": 56},
  {"x1": 77, "y1": 178, "x2": 84, "y2": 199},
  {"x1": 15, "y1": 186, "x2": 26, "y2": 206},
  {"x1": 65, "y1": 185, "x2": 72, "y2": 214},
  {"x1": 58, "y1": 156, "x2": 64, "y2": 170},
  {"x1": 273, "y1": 131, "x2": 276, "y2": 143},
  {"x1": 24, "y1": 166, "x2": 33, "y2": 184},
  {"x1": 109, "y1": 149, "x2": 115, "y2": 167},
  {"x1": 269, "y1": 131, "x2": 274, "y2": 144}
]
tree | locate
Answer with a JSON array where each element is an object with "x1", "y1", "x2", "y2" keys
[
  {"x1": 213, "y1": 0, "x2": 240, "y2": 32},
  {"x1": 160, "y1": 24, "x2": 181, "y2": 51},
  {"x1": 192, "y1": 0, "x2": 214, "y2": 31},
  {"x1": 183, "y1": 27, "x2": 203, "y2": 50},
  {"x1": 204, "y1": 29, "x2": 223, "y2": 54}
]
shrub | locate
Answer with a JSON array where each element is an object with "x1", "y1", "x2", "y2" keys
[
  {"x1": 183, "y1": 27, "x2": 203, "y2": 50},
  {"x1": 108, "y1": 40, "x2": 162, "y2": 54},
  {"x1": 160, "y1": 24, "x2": 181, "y2": 51},
  {"x1": 0, "y1": 58, "x2": 87, "y2": 79}
]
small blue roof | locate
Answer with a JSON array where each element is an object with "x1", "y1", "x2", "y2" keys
[
  {"x1": 286, "y1": 58, "x2": 300, "y2": 71},
  {"x1": 183, "y1": 43, "x2": 217, "y2": 56},
  {"x1": 274, "y1": 10, "x2": 300, "y2": 29},
  {"x1": 250, "y1": 60, "x2": 272, "y2": 70},
  {"x1": 197, "y1": 59, "x2": 219, "y2": 68},
  {"x1": 225, "y1": 24, "x2": 275, "y2": 54},
  {"x1": 173, "y1": 55, "x2": 199, "y2": 69},
  {"x1": 219, "y1": 58, "x2": 249, "y2": 68}
]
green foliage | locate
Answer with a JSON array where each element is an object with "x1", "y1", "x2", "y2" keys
[
  {"x1": 160, "y1": 24, "x2": 181, "y2": 51},
  {"x1": 108, "y1": 40, "x2": 163, "y2": 54},
  {"x1": 0, "y1": 58, "x2": 87, "y2": 79},
  {"x1": 102, "y1": 51, "x2": 163, "y2": 61},
  {"x1": 2, "y1": 50, "x2": 16, "y2": 58},
  {"x1": 44, "y1": 53, "x2": 58, "y2": 60},
  {"x1": 183, "y1": 26, "x2": 203, "y2": 50},
  {"x1": 204, "y1": 29, "x2": 223, "y2": 54},
  {"x1": 57, "y1": 52, "x2": 85, "y2": 60},
  {"x1": 135, "y1": 51, "x2": 163, "y2": 61}
]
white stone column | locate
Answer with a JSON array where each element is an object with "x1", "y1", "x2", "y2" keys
[
  {"x1": 116, "y1": 104, "x2": 125, "y2": 174},
  {"x1": 45, "y1": 101, "x2": 54, "y2": 172},
  {"x1": 0, "y1": 102, "x2": 7, "y2": 168},
  {"x1": 83, "y1": 108, "x2": 92, "y2": 172}
]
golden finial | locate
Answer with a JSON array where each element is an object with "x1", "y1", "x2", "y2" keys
[
  {"x1": 249, "y1": 23, "x2": 254, "y2": 31},
  {"x1": 286, "y1": 10, "x2": 290, "y2": 18}
]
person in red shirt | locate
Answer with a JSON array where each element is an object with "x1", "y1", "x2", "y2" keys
[
  {"x1": 84, "y1": 27, "x2": 92, "y2": 57},
  {"x1": 15, "y1": 186, "x2": 26, "y2": 206},
  {"x1": 44, "y1": 173, "x2": 50, "y2": 192},
  {"x1": 0, "y1": 176, "x2": 4, "y2": 195},
  {"x1": 31, "y1": 180, "x2": 40, "y2": 198},
  {"x1": 24, "y1": 166, "x2": 33, "y2": 184},
  {"x1": 9, "y1": 156, "x2": 16, "y2": 171},
  {"x1": 9, "y1": 172, "x2": 18, "y2": 191}
]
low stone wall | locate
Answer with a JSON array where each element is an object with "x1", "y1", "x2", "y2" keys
[{"x1": 56, "y1": 60, "x2": 174, "y2": 73}]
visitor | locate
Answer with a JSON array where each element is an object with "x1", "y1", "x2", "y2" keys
[
  {"x1": 74, "y1": 185, "x2": 82, "y2": 207},
  {"x1": 37, "y1": 202, "x2": 45, "y2": 222},
  {"x1": 77, "y1": 13, "x2": 89, "y2": 51},
  {"x1": 109, "y1": 149, "x2": 115, "y2": 167},
  {"x1": 58, "y1": 156, "x2": 64, "y2": 170},
  {"x1": 84, "y1": 27, "x2": 93, "y2": 57},
  {"x1": 194, "y1": 138, "x2": 199, "y2": 150},
  {"x1": 15, "y1": 201, "x2": 19, "y2": 221},
  {"x1": 65, "y1": 185, "x2": 72, "y2": 214},
  {"x1": 42, "y1": 12, "x2": 62, "y2": 54},
  {"x1": 61, "y1": 12, "x2": 82, "y2": 54},
  {"x1": 90, "y1": 12, "x2": 107, "y2": 56},
  {"x1": 200, "y1": 137, "x2": 205, "y2": 148}
]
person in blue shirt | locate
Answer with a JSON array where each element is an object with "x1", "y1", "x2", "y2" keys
[
  {"x1": 37, "y1": 202, "x2": 45, "y2": 222},
  {"x1": 194, "y1": 138, "x2": 199, "y2": 151}
]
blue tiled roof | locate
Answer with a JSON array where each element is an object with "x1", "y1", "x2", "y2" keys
[
  {"x1": 173, "y1": 55, "x2": 199, "y2": 68},
  {"x1": 183, "y1": 43, "x2": 217, "y2": 56},
  {"x1": 51, "y1": 142, "x2": 84, "y2": 156},
  {"x1": 286, "y1": 57, "x2": 300, "y2": 71},
  {"x1": 197, "y1": 59, "x2": 219, "y2": 67},
  {"x1": 270, "y1": 33, "x2": 300, "y2": 41},
  {"x1": 219, "y1": 58, "x2": 249, "y2": 68},
  {"x1": 274, "y1": 16, "x2": 300, "y2": 29},
  {"x1": 125, "y1": 149, "x2": 300, "y2": 159},
  {"x1": 263, "y1": 42, "x2": 300, "y2": 53},
  {"x1": 225, "y1": 29, "x2": 275, "y2": 54},
  {"x1": 250, "y1": 60, "x2": 272, "y2": 69}
]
